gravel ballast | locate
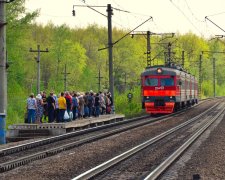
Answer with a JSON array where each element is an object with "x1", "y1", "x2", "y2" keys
[{"x1": 1, "y1": 99, "x2": 225, "y2": 180}]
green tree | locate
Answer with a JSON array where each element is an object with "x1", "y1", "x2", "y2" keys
[{"x1": 6, "y1": 0, "x2": 39, "y2": 126}]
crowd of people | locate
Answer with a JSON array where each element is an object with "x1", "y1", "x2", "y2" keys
[{"x1": 26, "y1": 90, "x2": 113, "y2": 124}]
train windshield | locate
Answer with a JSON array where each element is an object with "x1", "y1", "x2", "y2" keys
[
  {"x1": 160, "y1": 78, "x2": 174, "y2": 86},
  {"x1": 145, "y1": 78, "x2": 158, "y2": 86}
]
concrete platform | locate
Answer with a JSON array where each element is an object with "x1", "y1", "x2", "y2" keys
[{"x1": 7, "y1": 114, "x2": 125, "y2": 139}]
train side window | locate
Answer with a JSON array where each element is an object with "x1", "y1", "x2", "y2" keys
[
  {"x1": 181, "y1": 78, "x2": 185, "y2": 88},
  {"x1": 187, "y1": 81, "x2": 190, "y2": 89},
  {"x1": 145, "y1": 78, "x2": 158, "y2": 86}
]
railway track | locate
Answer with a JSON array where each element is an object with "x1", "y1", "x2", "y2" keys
[
  {"x1": 72, "y1": 102, "x2": 225, "y2": 180},
  {"x1": 1, "y1": 98, "x2": 210, "y2": 157},
  {"x1": 0, "y1": 98, "x2": 217, "y2": 175},
  {"x1": 0, "y1": 102, "x2": 200, "y2": 173}
]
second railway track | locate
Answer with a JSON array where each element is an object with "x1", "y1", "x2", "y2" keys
[
  {"x1": 73, "y1": 102, "x2": 225, "y2": 179},
  {"x1": 0, "y1": 98, "x2": 222, "y2": 179},
  {"x1": 0, "y1": 103, "x2": 196, "y2": 173}
]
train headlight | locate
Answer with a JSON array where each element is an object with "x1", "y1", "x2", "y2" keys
[
  {"x1": 156, "y1": 68, "x2": 163, "y2": 74},
  {"x1": 169, "y1": 96, "x2": 175, "y2": 101}
]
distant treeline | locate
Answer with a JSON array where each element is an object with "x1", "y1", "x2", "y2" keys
[{"x1": 5, "y1": 0, "x2": 225, "y2": 126}]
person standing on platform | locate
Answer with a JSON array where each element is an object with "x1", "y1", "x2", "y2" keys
[
  {"x1": 46, "y1": 92, "x2": 55, "y2": 123},
  {"x1": 83, "y1": 92, "x2": 89, "y2": 118},
  {"x1": 105, "y1": 93, "x2": 111, "y2": 114},
  {"x1": 41, "y1": 91, "x2": 48, "y2": 123},
  {"x1": 87, "y1": 91, "x2": 94, "y2": 117},
  {"x1": 99, "y1": 91, "x2": 106, "y2": 115},
  {"x1": 72, "y1": 93, "x2": 79, "y2": 120},
  {"x1": 65, "y1": 92, "x2": 72, "y2": 113},
  {"x1": 58, "y1": 92, "x2": 67, "y2": 123},
  {"x1": 94, "y1": 93, "x2": 100, "y2": 117},
  {"x1": 65, "y1": 91, "x2": 73, "y2": 121},
  {"x1": 54, "y1": 94, "x2": 59, "y2": 123},
  {"x1": 27, "y1": 93, "x2": 37, "y2": 123},
  {"x1": 78, "y1": 93, "x2": 85, "y2": 119},
  {"x1": 36, "y1": 94, "x2": 43, "y2": 124},
  {"x1": 107, "y1": 92, "x2": 113, "y2": 114}
]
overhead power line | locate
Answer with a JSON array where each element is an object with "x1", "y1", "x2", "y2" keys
[
  {"x1": 169, "y1": 0, "x2": 203, "y2": 36},
  {"x1": 206, "y1": 11, "x2": 225, "y2": 17},
  {"x1": 184, "y1": 0, "x2": 202, "y2": 22}
]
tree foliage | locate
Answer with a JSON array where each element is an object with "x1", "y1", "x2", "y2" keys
[{"x1": 5, "y1": 1, "x2": 225, "y2": 126}]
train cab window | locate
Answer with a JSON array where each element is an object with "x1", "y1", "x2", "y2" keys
[
  {"x1": 192, "y1": 82, "x2": 195, "y2": 90},
  {"x1": 160, "y1": 78, "x2": 174, "y2": 86},
  {"x1": 145, "y1": 78, "x2": 158, "y2": 86}
]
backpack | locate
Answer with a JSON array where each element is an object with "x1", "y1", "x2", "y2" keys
[
  {"x1": 87, "y1": 95, "x2": 93, "y2": 106},
  {"x1": 72, "y1": 97, "x2": 78, "y2": 108}
]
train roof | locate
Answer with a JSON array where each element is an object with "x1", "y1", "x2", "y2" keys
[{"x1": 141, "y1": 65, "x2": 196, "y2": 79}]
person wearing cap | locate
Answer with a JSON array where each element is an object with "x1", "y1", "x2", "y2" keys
[{"x1": 27, "y1": 93, "x2": 37, "y2": 123}]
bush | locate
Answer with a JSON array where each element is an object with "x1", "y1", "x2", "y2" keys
[{"x1": 114, "y1": 87, "x2": 145, "y2": 118}]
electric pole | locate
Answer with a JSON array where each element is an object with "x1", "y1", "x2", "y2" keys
[
  {"x1": 73, "y1": 3, "x2": 151, "y2": 113},
  {"x1": 199, "y1": 54, "x2": 202, "y2": 99},
  {"x1": 213, "y1": 57, "x2": 216, "y2": 97},
  {"x1": 124, "y1": 72, "x2": 127, "y2": 91},
  {"x1": 62, "y1": 64, "x2": 70, "y2": 91},
  {"x1": 146, "y1": 31, "x2": 151, "y2": 66},
  {"x1": 182, "y1": 50, "x2": 185, "y2": 67},
  {"x1": 96, "y1": 69, "x2": 103, "y2": 92},
  {"x1": 130, "y1": 31, "x2": 152, "y2": 67},
  {"x1": 107, "y1": 4, "x2": 114, "y2": 112},
  {"x1": 131, "y1": 31, "x2": 174, "y2": 67},
  {"x1": 0, "y1": 1, "x2": 7, "y2": 144},
  {"x1": 167, "y1": 42, "x2": 172, "y2": 66},
  {"x1": 0, "y1": 0, "x2": 15, "y2": 144},
  {"x1": 29, "y1": 45, "x2": 48, "y2": 94},
  {"x1": 201, "y1": 50, "x2": 225, "y2": 98}
]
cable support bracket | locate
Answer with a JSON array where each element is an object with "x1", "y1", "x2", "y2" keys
[
  {"x1": 0, "y1": 0, "x2": 15, "y2": 3},
  {"x1": 0, "y1": 21, "x2": 7, "y2": 27}
]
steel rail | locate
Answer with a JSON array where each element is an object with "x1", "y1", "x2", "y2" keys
[
  {"x1": 0, "y1": 99, "x2": 202, "y2": 157},
  {"x1": 144, "y1": 106, "x2": 225, "y2": 180},
  {"x1": 0, "y1": 103, "x2": 205, "y2": 173},
  {"x1": 1, "y1": 97, "x2": 210, "y2": 157},
  {"x1": 0, "y1": 107, "x2": 194, "y2": 173},
  {"x1": 0, "y1": 100, "x2": 214, "y2": 173},
  {"x1": 0, "y1": 115, "x2": 151, "y2": 157},
  {"x1": 72, "y1": 103, "x2": 219, "y2": 180}
]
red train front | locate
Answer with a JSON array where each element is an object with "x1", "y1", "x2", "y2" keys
[{"x1": 141, "y1": 65, "x2": 198, "y2": 114}]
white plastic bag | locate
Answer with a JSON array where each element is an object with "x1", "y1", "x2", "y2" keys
[
  {"x1": 64, "y1": 111, "x2": 69, "y2": 120},
  {"x1": 69, "y1": 111, "x2": 73, "y2": 120}
]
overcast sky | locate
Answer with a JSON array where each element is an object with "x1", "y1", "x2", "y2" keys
[{"x1": 25, "y1": 0, "x2": 225, "y2": 38}]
